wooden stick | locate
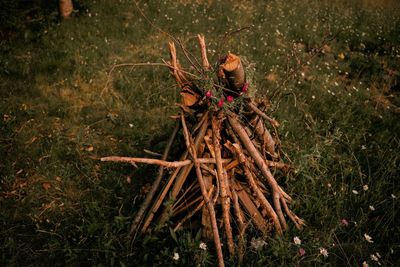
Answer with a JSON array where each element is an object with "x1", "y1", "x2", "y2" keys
[
  {"x1": 168, "y1": 42, "x2": 187, "y2": 87},
  {"x1": 231, "y1": 185, "x2": 245, "y2": 264},
  {"x1": 172, "y1": 181, "x2": 199, "y2": 210},
  {"x1": 247, "y1": 101, "x2": 280, "y2": 128},
  {"x1": 232, "y1": 180, "x2": 269, "y2": 234},
  {"x1": 141, "y1": 160, "x2": 186, "y2": 233},
  {"x1": 181, "y1": 113, "x2": 225, "y2": 267},
  {"x1": 198, "y1": 34, "x2": 211, "y2": 70},
  {"x1": 280, "y1": 197, "x2": 305, "y2": 229},
  {"x1": 143, "y1": 111, "x2": 207, "y2": 231},
  {"x1": 156, "y1": 116, "x2": 208, "y2": 226},
  {"x1": 101, "y1": 156, "x2": 191, "y2": 168},
  {"x1": 251, "y1": 116, "x2": 278, "y2": 159},
  {"x1": 101, "y1": 156, "x2": 232, "y2": 167},
  {"x1": 129, "y1": 122, "x2": 180, "y2": 238},
  {"x1": 228, "y1": 113, "x2": 288, "y2": 230},
  {"x1": 173, "y1": 193, "x2": 202, "y2": 216},
  {"x1": 174, "y1": 186, "x2": 214, "y2": 231},
  {"x1": 233, "y1": 143, "x2": 283, "y2": 234},
  {"x1": 211, "y1": 114, "x2": 235, "y2": 258}
]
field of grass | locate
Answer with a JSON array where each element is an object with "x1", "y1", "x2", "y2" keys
[{"x1": 1, "y1": 0, "x2": 399, "y2": 266}]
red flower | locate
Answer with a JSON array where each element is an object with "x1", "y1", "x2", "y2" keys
[
  {"x1": 242, "y1": 83, "x2": 249, "y2": 93},
  {"x1": 217, "y1": 98, "x2": 224, "y2": 107},
  {"x1": 227, "y1": 95, "x2": 234, "y2": 103},
  {"x1": 205, "y1": 91, "x2": 212, "y2": 98}
]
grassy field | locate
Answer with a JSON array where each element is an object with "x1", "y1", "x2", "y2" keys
[{"x1": 1, "y1": 0, "x2": 399, "y2": 266}]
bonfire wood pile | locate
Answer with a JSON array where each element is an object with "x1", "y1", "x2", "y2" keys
[{"x1": 101, "y1": 35, "x2": 304, "y2": 266}]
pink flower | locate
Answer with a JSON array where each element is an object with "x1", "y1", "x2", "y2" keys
[
  {"x1": 242, "y1": 83, "x2": 249, "y2": 93},
  {"x1": 205, "y1": 91, "x2": 212, "y2": 98},
  {"x1": 298, "y1": 248, "x2": 306, "y2": 256},
  {"x1": 217, "y1": 98, "x2": 224, "y2": 107},
  {"x1": 227, "y1": 96, "x2": 234, "y2": 103},
  {"x1": 340, "y1": 219, "x2": 349, "y2": 226}
]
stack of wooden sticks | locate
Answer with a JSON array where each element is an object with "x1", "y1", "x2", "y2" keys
[{"x1": 101, "y1": 35, "x2": 304, "y2": 266}]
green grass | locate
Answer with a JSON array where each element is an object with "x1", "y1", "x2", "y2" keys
[{"x1": 1, "y1": 0, "x2": 399, "y2": 266}]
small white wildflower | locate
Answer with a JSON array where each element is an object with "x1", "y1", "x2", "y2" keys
[
  {"x1": 361, "y1": 145, "x2": 367, "y2": 150},
  {"x1": 362, "y1": 261, "x2": 369, "y2": 267},
  {"x1": 363, "y1": 184, "x2": 369, "y2": 191},
  {"x1": 391, "y1": 194, "x2": 396, "y2": 199},
  {"x1": 352, "y1": 190, "x2": 359, "y2": 195},
  {"x1": 173, "y1": 252, "x2": 180, "y2": 261},
  {"x1": 251, "y1": 237, "x2": 267, "y2": 251},
  {"x1": 364, "y1": 233, "x2": 374, "y2": 243},
  {"x1": 129, "y1": 123, "x2": 134, "y2": 128},
  {"x1": 370, "y1": 254, "x2": 379, "y2": 262},
  {"x1": 293, "y1": 236, "x2": 302, "y2": 245},
  {"x1": 312, "y1": 95, "x2": 315, "y2": 99},
  {"x1": 199, "y1": 242, "x2": 207, "y2": 251},
  {"x1": 319, "y1": 247, "x2": 329, "y2": 258},
  {"x1": 369, "y1": 205, "x2": 375, "y2": 211}
]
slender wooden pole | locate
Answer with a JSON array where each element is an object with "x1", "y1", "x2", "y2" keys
[
  {"x1": 211, "y1": 114, "x2": 235, "y2": 257},
  {"x1": 181, "y1": 113, "x2": 225, "y2": 267}
]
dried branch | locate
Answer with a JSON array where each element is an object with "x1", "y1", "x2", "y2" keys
[
  {"x1": 181, "y1": 113, "x2": 225, "y2": 267},
  {"x1": 211, "y1": 113, "x2": 235, "y2": 257}
]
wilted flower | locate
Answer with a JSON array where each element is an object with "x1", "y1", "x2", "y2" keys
[
  {"x1": 340, "y1": 219, "x2": 349, "y2": 226},
  {"x1": 199, "y1": 242, "x2": 207, "y2": 250},
  {"x1": 298, "y1": 247, "x2": 306, "y2": 256},
  {"x1": 251, "y1": 237, "x2": 267, "y2": 251},
  {"x1": 293, "y1": 236, "x2": 302, "y2": 245},
  {"x1": 363, "y1": 184, "x2": 369, "y2": 191},
  {"x1": 319, "y1": 247, "x2": 328, "y2": 258},
  {"x1": 364, "y1": 233, "x2": 374, "y2": 243},
  {"x1": 173, "y1": 252, "x2": 180, "y2": 261}
]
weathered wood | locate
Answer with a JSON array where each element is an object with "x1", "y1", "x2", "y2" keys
[
  {"x1": 211, "y1": 114, "x2": 235, "y2": 257},
  {"x1": 232, "y1": 180, "x2": 269, "y2": 234},
  {"x1": 220, "y1": 53, "x2": 246, "y2": 92},
  {"x1": 181, "y1": 113, "x2": 225, "y2": 267}
]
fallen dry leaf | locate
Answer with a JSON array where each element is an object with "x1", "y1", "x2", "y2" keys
[{"x1": 42, "y1": 182, "x2": 52, "y2": 190}]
